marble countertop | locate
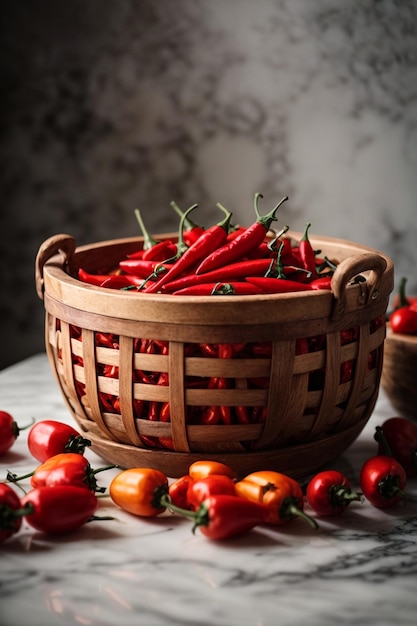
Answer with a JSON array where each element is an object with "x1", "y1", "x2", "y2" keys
[{"x1": 1, "y1": 353, "x2": 416, "y2": 626}]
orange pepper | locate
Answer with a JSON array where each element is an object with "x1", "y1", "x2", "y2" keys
[
  {"x1": 109, "y1": 468, "x2": 169, "y2": 517},
  {"x1": 188, "y1": 460, "x2": 236, "y2": 481},
  {"x1": 235, "y1": 470, "x2": 318, "y2": 529}
]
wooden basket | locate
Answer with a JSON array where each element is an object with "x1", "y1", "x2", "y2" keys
[{"x1": 35, "y1": 232, "x2": 394, "y2": 478}]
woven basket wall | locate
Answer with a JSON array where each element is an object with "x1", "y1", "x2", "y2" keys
[{"x1": 35, "y1": 233, "x2": 394, "y2": 478}]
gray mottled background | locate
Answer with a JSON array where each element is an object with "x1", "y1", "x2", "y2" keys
[{"x1": 1, "y1": 0, "x2": 416, "y2": 369}]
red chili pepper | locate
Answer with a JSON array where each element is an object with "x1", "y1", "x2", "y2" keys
[
  {"x1": 187, "y1": 475, "x2": 236, "y2": 510},
  {"x1": 118, "y1": 259, "x2": 169, "y2": 278},
  {"x1": 78, "y1": 269, "x2": 146, "y2": 290},
  {"x1": 22, "y1": 486, "x2": 100, "y2": 534},
  {"x1": 168, "y1": 475, "x2": 195, "y2": 510},
  {"x1": 0, "y1": 483, "x2": 25, "y2": 542},
  {"x1": 172, "y1": 282, "x2": 263, "y2": 296},
  {"x1": 100, "y1": 275, "x2": 146, "y2": 290},
  {"x1": 374, "y1": 419, "x2": 417, "y2": 477},
  {"x1": 144, "y1": 204, "x2": 232, "y2": 293},
  {"x1": 309, "y1": 275, "x2": 333, "y2": 290},
  {"x1": 160, "y1": 258, "x2": 277, "y2": 293},
  {"x1": 235, "y1": 470, "x2": 318, "y2": 529},
  {"x1": 245, "y1": 276, "x2": 312, "y2": 294},
  {"x1": 133, "y1": 208, "x2": 176, "y2": 262},
  {"x1": 215, "y1": 378, "x2": 232, "y2": 425},
  {"x1": 195, "y1": 193, "x2": 288, "y2": 275},
  {"x1": 77, "y1": 268, "x2": 118, "y2": 286},
  {"x1": 27, "y1": 419, "x2": 91, "y2": 463},
  {"x1": 359, "y1": 455, "x2": 407, "y2": 508},
  {"x1": 0, "y1": 411, "x2": 34, "y2": 455},
  {"x1": 306, "y1": 470, "x2": 363, "y2": 516},
  {"x1": 201, "y1": 405, "x2": 221, "y2": 425},
  {"x1": 298, "y1": 222, "x2": 318, "y2": 278}
]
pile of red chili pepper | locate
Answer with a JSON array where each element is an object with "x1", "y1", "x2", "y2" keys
[
  {"x1": 77, "y1": 194, "x2": 336, "y2": 295},
  {"x1": 389, "y1": 277, "x2": 417, "y2": 335},
  {"x1": 1, "y1": 411, "x2": 416, "y2": 542},
  {"x1": 0, "y1": 416, "x2": 114, "y2": 538}
]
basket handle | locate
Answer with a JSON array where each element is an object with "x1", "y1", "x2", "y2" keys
[
  {"x1": 330, "y1": 252, "x2": 388, "y2": 320},
  {"x1": 35, "y1": 234, "x2": 76, "y2": 300}
]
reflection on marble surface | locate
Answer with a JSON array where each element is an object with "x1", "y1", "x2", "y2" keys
[
  {"x1": 1, "y1": 1, "x2": 417, "y2": 369},
  {"x1": 1, "y1": 354, "x2": 417, "y2": 626}
]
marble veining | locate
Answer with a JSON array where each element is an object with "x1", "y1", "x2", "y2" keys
[{"x1": 0, "y1": 354, "x2": 417, "y2": 626}]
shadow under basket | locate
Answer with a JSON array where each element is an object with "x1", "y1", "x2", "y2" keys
[{"x1": 35, "y1": 232, "x2": 394, "y2": 478}]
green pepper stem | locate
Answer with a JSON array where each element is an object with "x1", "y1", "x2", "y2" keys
[
  {"x1": 378, "y1": 474, "x2": 406, "y2": 502},
  {"x1": 170, "y1": 201, "x2": 202, "y2": 232},
  {"x1": 159, "y1": 494, "x2": 198, "y2": 520},
  {"x1": 330, "y1": 485, "x2": 364, "y2": 507},
  {"x1": 281, "y1": 498, "x2": 319, "y2": 530},
  {"x1": 134, "y1": 209, "x2": 160, "y2": 250},
  {"x1": 398, "y1": 277, "x2": 408, "y2": 308},
  {"x1": 374, "y1": 426, "x2": 393, "y2": 457},
  {"x1": 12, "y1": 416, "x2": 35, "y2": 439},
  {"x1": 6, "y1": 469, "x2": 35, "y2": 483},
  {"x1": 253, "y1": 193, "x2": 288, "y2": 230}
]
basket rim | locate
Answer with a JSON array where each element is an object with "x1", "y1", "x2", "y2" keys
[{"x1": 36, "y1": 231, "x2": 394, "y2": 328}]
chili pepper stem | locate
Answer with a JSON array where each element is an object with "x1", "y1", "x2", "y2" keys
[
  {"x1": 378, "y1": 474, "x2": 406, "y2": 503},
  {"x1": 134, "y1": 209, "x2": 159, "y2": 250},
  {"x1": 330, "y1": 486, "x2": 364, "y2": 507},
  {"x1": 253, "y1": 192, "x2": 288, "y2": 228},
  {"x1": 91, "y1": 464, "x2": 119, "y2": 475},
  {"x1": 12, "y1": 416, "x2": 35, "y2": 439},
  {"x1": 6, "y1": 469, "x2": 35, "y2": 483},
  {"x1": 65, "y1": 434, "x2": 92, "y2": 454},
  {"x1": 398, "y1": 277, "x2": 408, "y2": 308},
  {"x1": 374, "y1": 426, "x2": 393, "y2": 457},
  {"x1": 282, "y1": 498, "x2": 319, "y2": 530},
  {"x1": 159, "y1": 494, "x2": 215, "y2": 535}
]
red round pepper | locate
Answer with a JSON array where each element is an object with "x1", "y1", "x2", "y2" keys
[
  {"x1": 0, "y1": 411, "x2": 33, "y2": 455},
  {"x1": 306, "y1": 470, "x2": 363, "y2": 516},
  {"x1": 29, "y1": 453, "x2": 113, "y2": 492},
  {"x1": 359, "y1": 455, "x2": 407, "y2": 509},
  {"x1": 22, "y1": 486, "x2": 99, "y2": 534},
  {"x1": 27, "y1": 420, "x2": 91, "y2": 463},
  {"x1": 390, "y1": 306, "x2": 417, "y2": 334},
  {"x1": 187, "y1": 475, "x2": 236, "y2": 510},
  {"x1": 190, "y1": 494, "x2": 269, "y2": 540},
  {"x1": 0, "y1": 483, "x2": 25, "y2": 542},
  {"x1": 168, "y1": 475, "x2": 195, "y2": 510},
  {"x1": 374, "y1": 419, "x2": 417, "y2": 477}
]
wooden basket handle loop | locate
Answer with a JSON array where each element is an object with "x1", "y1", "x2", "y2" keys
[
  {"x1": 330, "y1": 252, "x2": 387, "y2": 321},
  {"x1": 35, "y1": 234, "x2": 76, "y2": 300}
]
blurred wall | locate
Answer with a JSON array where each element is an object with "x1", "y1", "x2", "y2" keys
[{"x1": 1, "y1": 0, "x2": 416, "y2": 369}]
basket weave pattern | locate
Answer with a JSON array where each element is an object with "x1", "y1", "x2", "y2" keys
[{"x1": 37, "y1": 233, "x2": 394, "y2": 477}]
